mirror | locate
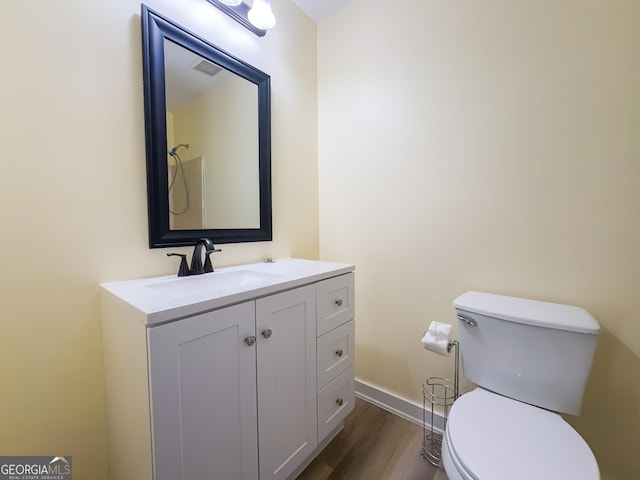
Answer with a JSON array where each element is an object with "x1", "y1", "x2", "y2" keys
[{"x1": 142, "y1": 5, "x2": 272, "y2": 248}]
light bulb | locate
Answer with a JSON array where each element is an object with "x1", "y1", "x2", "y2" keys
[
  {"x1": 248, "y1": 0, "x2": 276, "y2": 30},
  {"x1": 217, "y1": 0, "x2": 242, "y2": 6}
]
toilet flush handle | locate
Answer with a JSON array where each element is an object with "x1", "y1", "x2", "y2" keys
[{"x1": 457, "y1": 313, "x2": 477, "y2": 327}]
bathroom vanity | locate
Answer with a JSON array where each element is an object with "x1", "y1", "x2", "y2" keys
[{"x1": 100, "y1": 258, "x2": 355, "y2": 480}]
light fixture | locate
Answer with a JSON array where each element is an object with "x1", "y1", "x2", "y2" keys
[
  {"x1": 207, "y1": 0, "x2": 276, "y2": 37},
  {"x1": 248, "y1": 0, "x2": 276, "y2": 30}
]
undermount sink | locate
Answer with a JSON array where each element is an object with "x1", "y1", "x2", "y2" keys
[{"x1": 148, "y1": 270, "x2": 281, "y2": 299}]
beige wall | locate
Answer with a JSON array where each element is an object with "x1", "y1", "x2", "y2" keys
[
  {"x1": 0, "y1": 1, "x2": 317, "y2": 478},
  {"x1": 318, "y1": 1, "x2": 640, "y2": 479}
]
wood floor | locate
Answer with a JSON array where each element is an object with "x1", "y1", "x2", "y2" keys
[{"x1": 297, "y1": 397, "x2": 449, "y2": 480}]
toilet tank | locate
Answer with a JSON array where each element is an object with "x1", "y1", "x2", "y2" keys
[{"x1": 453, "y1": 291, "x2": 600, "y2": 415}]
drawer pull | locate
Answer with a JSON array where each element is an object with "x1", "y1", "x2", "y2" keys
[
  {"x1": 336, "y1": 397, "x2": 344, "y2": 407},
  {"x1": 245, "y1": 336, "x2": 256, "y2": 346},
  {"x1": 262, "y1": 329, "x2": 273, "y2": 339},
  {"x1": 336, "y1": 349, "x2": 344, "y2": 357},
  {"x1": 335, "y1": 299, "x2": 343, "y2": 307}
]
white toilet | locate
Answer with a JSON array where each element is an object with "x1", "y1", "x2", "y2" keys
[{"x1": 442, "y1": 291, "x2": 601, "y2": 480}]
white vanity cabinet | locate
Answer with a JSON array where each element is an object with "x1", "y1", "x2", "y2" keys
[{"x1": 100, "y1": 259, "x2": 354, "y2": 480}]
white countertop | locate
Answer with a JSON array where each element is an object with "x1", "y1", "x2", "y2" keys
[{"x1": 100, "y1": 258, "x2": 355, "y2": 326}]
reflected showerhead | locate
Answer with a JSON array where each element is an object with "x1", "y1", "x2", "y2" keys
[{"x1": 168, "y1": 143, "x2": 189, "y2": 156}]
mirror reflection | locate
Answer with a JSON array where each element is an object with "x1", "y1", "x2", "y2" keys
[{"x1": 164, "y1": 39, "x2": 260, "y2": 230}]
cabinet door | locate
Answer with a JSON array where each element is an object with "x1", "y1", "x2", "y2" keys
[
  {"x1": 256, "y1": 285, "x2": 317, "y2": 480},
  {"x1": 147, "y1": 302, "x2": 258, "y2": 480}
]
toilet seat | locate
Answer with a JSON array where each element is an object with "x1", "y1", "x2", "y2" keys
[{"x1": 444, "y1": 388, "x2": 599, "y2": 480}]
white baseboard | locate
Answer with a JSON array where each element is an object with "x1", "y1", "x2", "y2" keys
[{"x1": 354, "y1": 378, "x2": 446, "y2": 434}]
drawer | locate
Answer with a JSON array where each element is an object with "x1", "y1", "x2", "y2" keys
[
  {"x1": 316, "y1": 273, "x2": 354, "y2": 336},
  {"x1": 317, "y1": 320, "x2": 354, "y2": 389},
  {"x1": 317, "y1": 366, "x2": 355, "y2": 442}
]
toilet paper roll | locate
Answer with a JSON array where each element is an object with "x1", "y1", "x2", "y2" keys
[
  {"x1": 428, "y1": 320, "x2": 452, "y2": 337},
  {"x1": 421, "y1": 321, "x2": 453, "y2": 356}
]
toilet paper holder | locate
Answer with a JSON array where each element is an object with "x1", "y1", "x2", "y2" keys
[{"x1": 422, "y1": 339, "x2": 460, "y2": 468}]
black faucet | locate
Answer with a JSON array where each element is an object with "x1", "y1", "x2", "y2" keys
[
  {"x1": 167, "y1": 238, "x2": 222, "y2": 277},
  {"x1": 190, "y1": 238, "x2": 221, "y2": 275}
]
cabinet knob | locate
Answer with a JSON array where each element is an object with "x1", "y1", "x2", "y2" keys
[
  {"x1": 262, "y1": 329, "x2": 273, "y2": 339},
  {"x1": 336, "y1": 349, "x2": 344, "y2": 357},
  {"x1": 245, "y1": 336, "x2": 256, "y2": 346},
  {"x1": 335, "y1": 299, "x2": 343, "y2": 307},
  {"x1": 336, "y1": 397, "x2": 344, "y2": 407}
]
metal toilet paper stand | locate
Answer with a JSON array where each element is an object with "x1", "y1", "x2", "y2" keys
[{"x1": 422, "y1": 339, "x2": 460, "y2": 468}]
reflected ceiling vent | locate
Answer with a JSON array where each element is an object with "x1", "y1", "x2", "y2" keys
[{"x1": 190, "y1": 58, "x2": 222, "y2": 77}]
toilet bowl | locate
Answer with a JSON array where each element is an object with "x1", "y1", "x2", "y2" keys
[{"x1": 442, "y1": 388, "x2": 600, "y2": 480}]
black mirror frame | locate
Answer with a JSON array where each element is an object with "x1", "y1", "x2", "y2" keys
[{"x1": 141, "y1": 5, "x2": 272, "y2": 248}]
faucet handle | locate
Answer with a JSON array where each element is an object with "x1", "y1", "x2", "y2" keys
[{"x1": 167, "y1": 253, "x2": 190, "y2": 277}]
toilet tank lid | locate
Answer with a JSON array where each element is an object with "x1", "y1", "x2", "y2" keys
[{"x1": 454, "y1": 291, "x2": 600, "y2": 335}]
